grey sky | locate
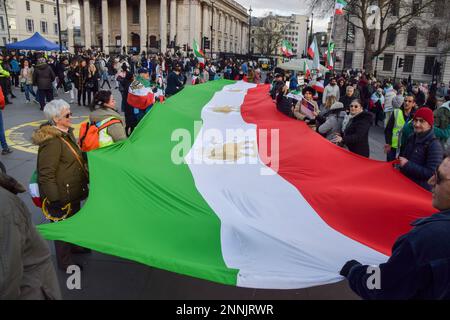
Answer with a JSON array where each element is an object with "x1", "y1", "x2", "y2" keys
[{"x1": 235, "y1": 0, "x2": 330, "y2": 32}]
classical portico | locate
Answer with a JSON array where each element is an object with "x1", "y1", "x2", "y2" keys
[{"x1": 80, "y1": 0, "x2": 249, "y2": 56}]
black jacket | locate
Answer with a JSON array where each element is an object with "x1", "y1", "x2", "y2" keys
[
  {"x1": 32, "y1": 63, "x2": 56, "y2": 90},
  {"x1": 345, "y1": 209, "x2": 450, "y2": 299},
  {"x1": 276, "y1": 94, "x2": 294, "y2": 118},
  {"x1": 400, "y1": 129, "x2": 444, "y2": 191},
  {"x1": 166, "y1": 71, "x2": 183, "y2": 96},
  {"x1": 342, "y1": 111, "x2": 373, "y2": 157}
]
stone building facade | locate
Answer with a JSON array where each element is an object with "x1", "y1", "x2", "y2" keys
[
  {"x1": 80, "y1": 0, "x2": 249, "y2": 55},
  {"x1": 333, "y1": 1, "x2": 450, "y2": 84}
]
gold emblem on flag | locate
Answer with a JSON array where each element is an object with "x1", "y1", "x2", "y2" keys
[
  {"x1": 208, "y1": 141, "x2": 257, "y2": 161},
  {"x1": 212, "y1": 106, "x2": 239, "y2": 113}
]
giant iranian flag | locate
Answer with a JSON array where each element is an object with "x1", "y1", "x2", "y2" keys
[{"x1": 38, "y1": 80, "x2": 435, "y2": 289}]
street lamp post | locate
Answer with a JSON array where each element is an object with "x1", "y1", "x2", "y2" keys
[
  {"x1": 305, "y1": 18, "x2": 310, "y2": 56},
  {"x1": 309, "y1": 12, "x2": 314, "y2": 44},
  {"x1": 248, "y1": 6, "x2": 252, "y2": 56},
  {"x1": 3, "y1": 0, "x2": 10, "y2": 43},
  {"x1": 56, "y1": 0, "x2": 63, "y2": 53},
  {"x1": 210, "y1": 0, "x2": 215, "y2": 59}
]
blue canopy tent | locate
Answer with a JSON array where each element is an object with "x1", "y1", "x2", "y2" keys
[{"x1": 6, "y1": 32, "x2": 66, "y2": 51}]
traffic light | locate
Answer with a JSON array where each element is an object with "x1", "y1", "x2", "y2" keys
[
  {"x1": 183, "y1": 44, "x2": 187, "y2": 51},
  {"x1": 398, "y1": 58, "x2": 404, "y2": 68}
]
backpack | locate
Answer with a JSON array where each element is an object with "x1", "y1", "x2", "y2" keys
[{"x1": 78, "y1": 118, "x2": 122, "y2": 152}]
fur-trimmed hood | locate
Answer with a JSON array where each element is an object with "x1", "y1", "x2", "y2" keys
[{"x1": 32, "y1": 123, "x2": 73, "y2": 146}]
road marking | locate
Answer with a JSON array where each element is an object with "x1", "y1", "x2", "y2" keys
[{"x1": 5, "y1": 116, "x2": 88, "y2": 154}]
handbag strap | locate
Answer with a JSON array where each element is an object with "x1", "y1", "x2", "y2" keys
[{"x1": 59, "y1": 137, "x2": 89, "y2": 178}]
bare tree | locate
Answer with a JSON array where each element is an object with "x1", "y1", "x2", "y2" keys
[
  {"x1": 251, "y1": 15, "x2": 286, "y2": 56},
  {"x1": 308, "y1": 0, "x2": 441, "y2": 72}
]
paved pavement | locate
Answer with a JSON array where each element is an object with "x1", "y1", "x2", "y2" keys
[{"x1": 1, "y1": 84, "x2": 387, "y2": 300}]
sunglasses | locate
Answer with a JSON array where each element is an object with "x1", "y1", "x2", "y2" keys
[
  {"x1": 63, "y1": 112, "x2": 73, "y2": 119},
  {"x1": 435, "y1": 169, "x2": 449, "y2": 185},
  {"x1": 350, "y1": 104, "x2": 360, "y2": 108}
]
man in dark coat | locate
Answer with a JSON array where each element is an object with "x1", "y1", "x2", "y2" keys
[
  {"x1": 340, "y1": 155, "x2": 450, "y2": 299},
  {"x1": 269, "y1": 73, "x2": 285, "y2": 100},
  {"x1": 165, "y1": 66, "x2": 184, "y2": 97},
  {"x1": 399, "y1": 107, "x2": 444, "y2": 191},
  {"x1": 33, "y1": 57, "x2": 56, "y2": 110}
]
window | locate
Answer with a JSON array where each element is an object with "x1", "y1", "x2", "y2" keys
[
  {"x1": 2, "y1": 37, "x2": 6, "y2": 45},
  {"x1": 423, "y1": 56, "x2": 436, "y2": 75},
  {"x1": 54, "y1": 23, "x2": 58, "y2": 35},
  {"x1": 386, "y1": 27, "x2": 396, "y2": 46},
  {"x1": 116, "y1": 35, "x2": 121, "y2": 46},
  {"x1": 26, "y1": 1, "x2": 30, "y2": 11},
  {"x1": 403, "y1": 55, "x2": 414, "y2": 73},
  {"x1": 412, "y1": 0, "x2": 422, "y2": 15},
  {"x1": 41, "y1": 21, "x2": 48, "y2": 34},
  {"x1": 383, "y1": 54, "x2": 394, "y2": 71},
  {"x1": 391, "y1": 0, "x2": 400, "y2": 16},
  {"x1": 407, "y1": 27, "x2": 417, "y2": 46},
  {"x1": 12, "y1": 37, "x2": 17, "y2": 42},
  {"x1": 344, "y1": 51, "x2": 353, "y2": 69},
  {"x1": 0, "y1": 17, "x2": 4, "y2": 31},
  {"x1": 428, "y1": 28, "x2": 439, "y2": 47},
  {"x1": 26, "y1": 19, "x2": 34, "y2": 33},
  {"x1": 54, "y1": 7, "x2": 57, "y2": 16},
  {"x1": 132, "y1": 6, "x2": 139, "y2": 24},
  {"x1": 41, "y1": 4, "x2": 45, "y2": 14}
]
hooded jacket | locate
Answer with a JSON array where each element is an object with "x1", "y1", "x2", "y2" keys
[
  {"x1": 32, "y1": 63, "x2": 56, "y2": 90},
  {"x1": 0, "y1": 172, "x2": 61, "y2": 300},
  {"x1": 318, "y1": 103, "x2": 347, "y2": 141},
  {"x1": 32, "y1": 124, "x2": 89, "y2": 204}
]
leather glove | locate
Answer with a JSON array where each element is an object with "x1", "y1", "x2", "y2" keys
[{"x1": 340, "y1": 259, "x2": 361, "y2": 278}]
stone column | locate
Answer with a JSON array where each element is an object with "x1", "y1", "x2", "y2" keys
[
  {"x1": 160, "y1": 0, "x2": 168, "y2": 52},
  {"x1": 202, "y1": 3, "x2": 208, "y2": 39},
  {"x1": 101, "y1": 0, "x2": 109, "y2": 54},
  {"x1": 120, "y1": 0, "x2": 128, "y2": 49},
  {"x1": 83, "y1": 0, "x2": 91, "y2": 48},
  {"x1": 170, "y1": 0, "x2": 176, "y2": 44},
  {"x1": 140, "y1": 0, "x2": 147, "y2": 53}
]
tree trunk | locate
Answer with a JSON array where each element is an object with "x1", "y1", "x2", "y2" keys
[{"x1": 363, "y1": 38, "x2": 374, "y2": 73}]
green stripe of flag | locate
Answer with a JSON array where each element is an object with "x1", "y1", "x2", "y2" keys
[{"x1": 38, "y1": 80, "x2": 240, "y2": 285}]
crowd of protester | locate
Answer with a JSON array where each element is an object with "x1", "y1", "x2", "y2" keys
[{"x1": 1, "y1": 47, "x2": 450, "y2": 299}]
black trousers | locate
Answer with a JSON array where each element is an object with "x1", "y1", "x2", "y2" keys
[
  {"x1": 54, "y1": 202, "x2": 81, "y2": 271},
  {"x1": 0, "y1": 77, "x2": 10, "y2": 102},
  {"x1": 37, "y1": 89, "x2": 54, "y2": 110},
  {"x1": 77, "y1": 87, "x2": 87, "y2": 106}
]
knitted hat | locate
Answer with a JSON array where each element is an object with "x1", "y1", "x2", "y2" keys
[{"x1": 414, "y1": 107, "x2": 434, "y2": 126}]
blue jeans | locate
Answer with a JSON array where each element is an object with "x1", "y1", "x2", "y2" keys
[
  {"x1": 24, "y1": 84, "x2": 36, "y2": 101},
  {"x1": 0, "y1": 109, "x2": 9, "y2": 150}
]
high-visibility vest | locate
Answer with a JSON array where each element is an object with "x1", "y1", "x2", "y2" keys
[
  {"x1": 392, "y1": 109, "x2": 406, "y2": 149},
  {"x1": 98, "y1": 117, "x2": 119, "y2": 148}
]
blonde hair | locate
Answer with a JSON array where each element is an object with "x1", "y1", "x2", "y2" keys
[{"x1": 325, "y1": 95, "x2": 337, "y2": 109}]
